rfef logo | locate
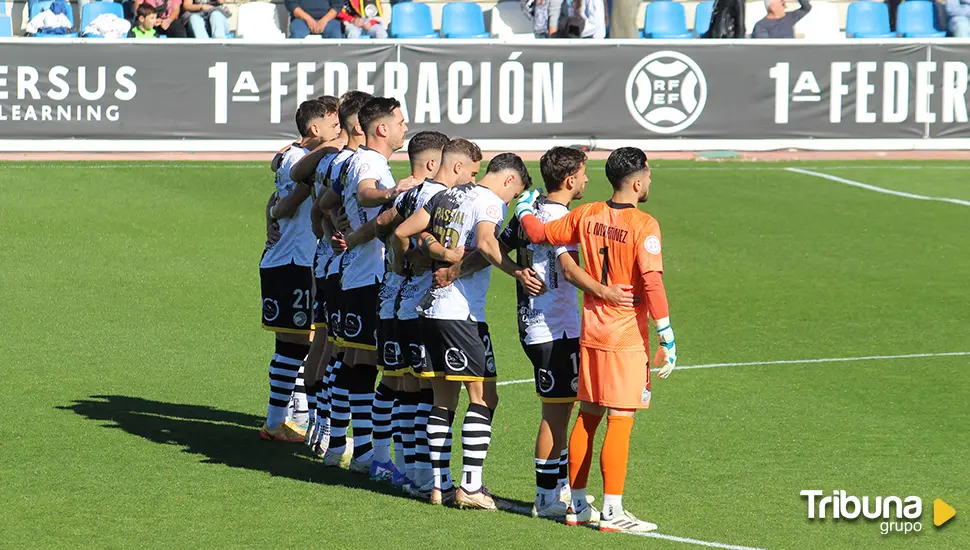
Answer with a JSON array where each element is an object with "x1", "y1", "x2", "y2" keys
[{"x1": 625, "y1": 51, "x2": 707, "y2": 135}]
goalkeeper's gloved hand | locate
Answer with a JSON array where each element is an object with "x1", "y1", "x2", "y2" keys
[
  {"x1": 654, "y1": 317, "x2": 677, "y2": 379},
  {"x1": 514, "y1": 189, "x2": 541, "y2": 220}
]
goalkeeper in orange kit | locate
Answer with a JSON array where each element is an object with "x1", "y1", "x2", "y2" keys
[{"x1": 513, "y1": 147, "x2": 678, "y2": 533}]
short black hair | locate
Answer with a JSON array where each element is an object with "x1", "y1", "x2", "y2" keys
[
  {"x1": 486, "y1": 152, "x2": 532, "y2": 189},
  {"x1": 295, "y1": 98, "x2": 336, "y2": 138},
  {"x1": 408, "y1": 131, "x2": 450, "y2": 167},
  {"x1": 539, "y1": 147, "x2": 587, "y2": 192},
  {"x1": 442, "y1": 138, "x2": 483, "y2": 163},
  {"x1": 605, "y1": 147, "x2": 648, "y2": 189},
  {"x1": 337, "y1": 91, "x2": 373, "y2": 134},
  {"x1": 357, "y1": 97, "x2": 401, "y2": 136},
  {"x1": 136, "y1": 3, "x2": 155, "y2": 18}
]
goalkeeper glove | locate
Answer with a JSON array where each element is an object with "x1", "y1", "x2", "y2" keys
[
  {"x1": 654, "y1": 317, "x2": 677, "y2": 379},
  {"x1": 514, "y1": 189, "x2": 540, "y2": 220}
]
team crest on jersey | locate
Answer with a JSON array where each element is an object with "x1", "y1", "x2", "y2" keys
[
  {"x1": 641, "y1": 388, "x2": 652, "y2": 404},
  {"x1": 329, "y1": 311, "x2": 341, "y2": 331},
  {"x1": 538, "y1": 369, "x2": 555, "y2": 393},
  {"x1": 293, "y1": 311, "x2": 307, "y2": 327},
  {"x1": 645, "y1": 236, "x2": 662, "y2": 255},
  {"x1": 344, "y1": 313, "x2": 362, "y2": 337},
  {"x1": 445, "y1": 348, "x2": 468, "y2": 371},
  {"x1": 486, "y1": 355, "x2": 496, "y2": 374},
  {"x1": 262, "y1": 299, "x2": 280, "y2": 322},
  {"x1": 570, "y1": 377, "x2": 579, "y2": 393},
  {"x1": 485, "y1": 205, "x2": 502, "y2": 220}
]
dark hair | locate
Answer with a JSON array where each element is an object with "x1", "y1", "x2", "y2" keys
[
  {"x1": 337, "y1": 91, "x2": 373, "y2": 134},
  {"x1": 357, "y1": 97, "x2": 401, "y2": 136},
  {"x1": 605, "y1": 147, "x2": 648, "y2": 189},
  {"x1": 408, "y1": 131, "x2": 450, "y2": 167},
  {"x1": 442, "y1": 138, "x2": 483, "y2": 163},
  {"x1": 136, "y1": 3, "x2": 155, "y2": 18},
  {"x1": 316, "y1": 95, "x2": 339, "y2": 116},
  {"x1": 294, "y1": 99, "x2": 335, "y2": 138},
  {"x1": 486, "y1": 152, "x2": 532, "y2": 189},
  {"x1": 539, "y1": 147, "x2": 587, "y2": 192}
]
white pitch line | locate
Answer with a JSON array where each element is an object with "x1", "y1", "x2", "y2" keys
[
  {"x1": 636, "y1": 532, "x2": 767, "y2": 550},
  {"x1": 496, "y1": 351, "x2": 970, "y2": 387},
  {"x1": 785, "y1": 168, "x2": 970, "y2": 207}
]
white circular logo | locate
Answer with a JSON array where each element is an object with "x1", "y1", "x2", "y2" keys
[
  {"x1": 293, "y1": 311, "x2": 307, "y2": 327},
  {"x1": 445, "y1": 347, "x2": 468, "y2": 372},
  {"x1": 570, "y1": 377, "x2": 579, "y2": 393},
  {"x1": 538, "y1": 369, "x2": 555, "y2": 393},
  {"x1": 383, "y1": 342, "x2": 401, "y2": 366},
  {"x1": 625, "y1": 51, "x2": 707, "y2": 135},
  {"x1": 262, "y1": 299, "x2": 279, "y2": 322},
  {"x1": 343, "y1": 313, "x2": 362, "y2": 337},
  {"x1": 410, "y1": 343, "x2": 426, "y2": 369},
  {"x1": 485, "y1": 355, "x2": 496, "y2": 374},
  {"x1": 645, "y1": 235, "x2": 662, "y2": 255},
  {"x1": 641, "y1": 388, "x2": 652, "y2": 404}
]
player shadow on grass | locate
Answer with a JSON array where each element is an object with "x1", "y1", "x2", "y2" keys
[
  {"x1": 59, "y1": 395, "x2": 536, "y2": 513},
  {"x1": 59, "y1": 395, "x2": 403, "y2": 498}
]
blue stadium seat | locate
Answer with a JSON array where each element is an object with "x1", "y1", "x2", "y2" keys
[
  {"x1": 642, "y1": 1, "x2": 693, "y2": 38},
  {"x1": 30, "y1": 0, "x2": 78, "y2": 37},
  {"x1": 845, "y1": 1, "x2": 895, "y2": 38},
  {"x1": 896, "y1": 0, "x2": 945, "y2": 37},
  {"x1": 441, "y1": 2, "x2": 489, "y2": 38},
  {"x1": 390, "y1": 2, "x2": 436, "y2": 38},
  {"x1": 694, "y1": 1, "x2": 714, "y2": 36},
  {"x1": 0, "y1": 15, "x2": 11, "y2": 37},
  {"x1": 80, "y1": 1, "x2": 124, "y2": 37}
]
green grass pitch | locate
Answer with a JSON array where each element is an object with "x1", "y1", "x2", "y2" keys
[{"x1": 0, "y1": 160, "x2": 967, "y2": 549}]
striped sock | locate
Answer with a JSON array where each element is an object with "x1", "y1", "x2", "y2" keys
[
  {"x1": 266, "y1": 341, "x2": 307, "y2": 427},
  {"x1": 460, "y1": 403, "x2": 493, "y2": 493},
  {"x1": 371, "y1": 383, "x2": 395, "y2": 464},
  {"x1": 413, "y1": 389, "x2": 434, "y2": 486},
  {"x1": 327, "y1": 374, "x2": 351, "y2": 456},
  {"x1": 427, "y1": 407, "x2": 455, "y2": 490},
  {"x1": 349, "y1": 364, "x2": 377, "y2": 461},
  {"x1": 289, "y1": 364, "x2": 308, "y2": 426},
  {"x1": 558, "y1": 448, "x2": 570, "y2": 488},
  {"x1": 399, "y1": 391, "x2": 418, "y2": 480}
]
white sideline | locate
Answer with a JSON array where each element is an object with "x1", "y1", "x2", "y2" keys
[
  {"x1": 495, "y1": 351, "x2": 970, "y2": 387},
  {"x1": 785, "y1": 168, "x2": 970, "y2": 207},
  {"x1": 636, "y1": 532, "x2": 767, "y2": 550}
]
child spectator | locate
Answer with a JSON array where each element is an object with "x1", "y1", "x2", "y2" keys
[
  {"x1": 129, "y1": 3, "x2": 158, "y2": 37},
  {"x1": 134, "y1": 0, "x2": 187, "y2": 37},
  {"x1": 339, "y1": 0, "x2": 388, "y2": 39}
]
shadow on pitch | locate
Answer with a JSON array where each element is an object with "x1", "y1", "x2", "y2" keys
[
  {"x1": 59, "y1": 395, "x2": 537, "y2": 513},
  {"x1": 58, "y1": 395, "x2": 402, "y2": 498}
]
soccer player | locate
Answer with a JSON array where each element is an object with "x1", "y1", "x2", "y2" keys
[
  {"x1": 259, "y1": 97, "x2": 340, "y2": 442},
  {"x1": 391, "y1": 153, "x2": 537, "y2": 509},
  {"x1": 290, "y1": 91, "x2": 372, "y2": 456},
  {"x1": 512, "y1": 147, "x2": 678, "y2": 532},
  {"x1": 331, "y1": 97, "x2": 414, "y2": 474}
]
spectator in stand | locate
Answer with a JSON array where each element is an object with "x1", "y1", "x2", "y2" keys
[
  {"x1": 129, "y1": 3, "x2": 158, "y2": 37},
  {"x1": 522, "y1": 0, "x2": 564, "y2": 37},
  {"x1": 947, "y1": 0, "x2": 970, "y2": 37},
  {"x1": 181, "y1": 0, "x2": 230, "y2": 38},
  {"x1": 339, "y1": 0, "x2": 387, "y2": 39},
  {"x1": 565, "y1": 0, "x2": 607, "y2": 38},
  {"x1": 609, "y1": 0, "x2": 639, "y2": 37},
  {"x1": 751, "y1": 0, "x2": 811, "y2": 38},
  {"x1": 135, "y1": 0, "x2": 187, "y2": 37},
  {"x1": 286, "y1": 0, "x2": 344, "y2": 38}
]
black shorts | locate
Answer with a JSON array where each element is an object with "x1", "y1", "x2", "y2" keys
[
  {"x1": 399, "y1": 319, "x2": 431, "y2": 378},
  {"x1": 423, "y1": 318, "x2": 495, "y2": 382},
  {"x1": 378, "y1": 318, "x2": 407, "y2": 376},
  {"x1": 523, "y1": 338, "x2": 580, "y2": 403},
  {"x1": 325, "y1": 272, "x2": 343, "y2": 342},
  {"x1": 313, "y1": 276, "x2": 328, "y2": 330},
  {"x1": 341, "y1": 284, "x2": 379, "y2": 351},
  {"x1": 260, "y1": 263, "x2": 313, "y2": 334}
]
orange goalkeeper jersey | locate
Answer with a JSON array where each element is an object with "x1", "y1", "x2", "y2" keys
[{"x1": 543, "y1": 200, "x2": 664, "y2": 352}]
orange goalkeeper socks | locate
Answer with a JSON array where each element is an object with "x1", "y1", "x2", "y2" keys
[
  {"x1": 601, "y1": 415, "x2": 634, "y2": 496},
  {"x1": 567, "y1": 411, "x2": 602, "y2": 490}
]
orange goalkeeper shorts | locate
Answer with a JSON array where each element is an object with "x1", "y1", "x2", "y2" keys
[{"x1": 578, "y1": 346, "x2": 652, "y2": 409}]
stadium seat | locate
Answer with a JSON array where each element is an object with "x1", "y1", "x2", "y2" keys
[
  {"x1": 489, "y1": 0, "x2": 535, "y2": 39},
  {"x1": 235, "y1": 1, "x2": 285, "y2": 40},
  {"x1": 30, "y1": 0, "x2": 78, "y2": 37},
  {"x1": 642, "y1": 1, "x2": 693, "y2": 38},
  {"x1": 845, "y1": 1, "x2": 894, "y2": 38},
  {"x1": 441, "y1": 2, "x2": 489, "y2": 38},
  {"x1": 0, "y1": 14, "x2": 11, "y2": 36},
  {"x1": 694, "y1": 1, "x2": 713, "y2": 36},
  {"x1": 390, "y1": 2, "x2": 436, "y2": 38},
  {"x1": 80, "y1": 1, "x2": 123, "y2": 37},
  {"x1": 895, "y1": 0, "x2": 945, "y2": 37}
]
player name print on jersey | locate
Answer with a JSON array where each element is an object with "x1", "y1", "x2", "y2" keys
[{"x1": 586, "y1": 221, "x2": 630, "y2": 243}]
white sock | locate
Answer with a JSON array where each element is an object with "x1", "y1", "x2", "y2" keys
[
  {"x1": 373, "y1": 442, "x2": 392, "y2": 464},
  {"x1": 603, "y1": 494, "x2": 623, "y2": 520},
  {"x1": 536, "y1": 486, "x2": 556, "y2": 507},
  {"x1": 571, "y1": 488, "x2": 588, "y2": 512},
  {"x1": 393, "y1": 437, "x2": 405, "y2": 474}
]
